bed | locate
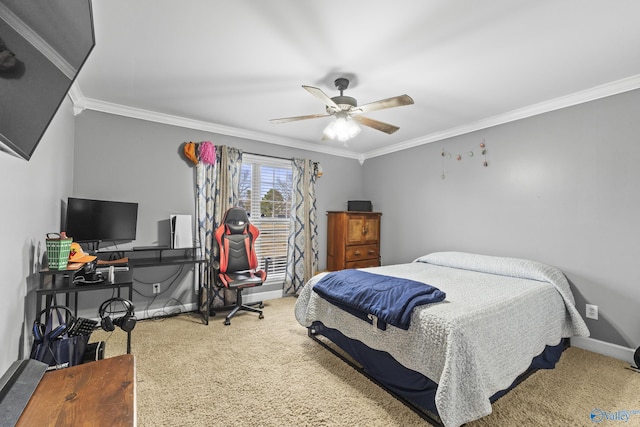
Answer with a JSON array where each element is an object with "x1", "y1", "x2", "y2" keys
[{"x1": 294, "y1": 251, "x2": 590, "y2": 427}]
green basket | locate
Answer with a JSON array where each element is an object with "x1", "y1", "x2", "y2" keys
[{"x1": 45, "y1": 233, "x2": 73, "y2": 270}]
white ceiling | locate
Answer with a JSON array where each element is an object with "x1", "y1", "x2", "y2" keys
[{"x1": 74, "y1": 0, "x2": 640, "y2": 161}]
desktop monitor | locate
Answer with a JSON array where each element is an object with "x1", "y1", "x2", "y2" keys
[{"x1": 65, "y1": 197, "x2": 138, "y2": 243}]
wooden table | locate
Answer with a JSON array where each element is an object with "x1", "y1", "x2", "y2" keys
[{"x1": 16, "y1": 355, "x2": 136, "y2": 427}]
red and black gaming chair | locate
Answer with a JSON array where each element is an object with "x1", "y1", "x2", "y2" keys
[{"x1": 214, "y1": 207, "x2": 270, "y2": 325}]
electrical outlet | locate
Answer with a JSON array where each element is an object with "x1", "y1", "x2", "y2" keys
[
  {"x1": 586, "y1": 304, "x2": 598, "y2": 320},
  {"x1": 153, "y1": 283, "x2": 161, "y2": 294}
]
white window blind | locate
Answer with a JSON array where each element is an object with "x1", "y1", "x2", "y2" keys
[{"x1": 239, "y1": 154, "x2": 292, "y2": 284}]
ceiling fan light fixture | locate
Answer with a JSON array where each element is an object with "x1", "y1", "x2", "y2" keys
[
  {"x1": 271, "y1": 77, "x2": 413, "y2": 141},
  {"x1": 323, "y1": 113, "x2": 361, "y2": 142}
]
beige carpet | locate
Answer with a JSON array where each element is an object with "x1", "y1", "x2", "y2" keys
[{"x1": 91, "y1": 297, "x2": 640, "y2": 427}]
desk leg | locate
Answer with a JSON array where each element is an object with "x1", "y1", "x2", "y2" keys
[
  {"x1": 70, "y1": 292, "x2": 76, "y2": 318},
  {"x1": 203, "y1": 264, "x2": 213, "y2": 325},
  {"x1": 36, "y1": 295, "x2": 43, "y2": 321},
  {"x1": 204, "y1": 264, "x2": 209, "y2": 325},
  {"x1": 67, "y1": 275, "x2": 76, "y2": 318},
  {"x1": 197, "y1": 263, "x2": 209, "y2": 325},
  {"x1": 127, "y1": 283, "x2": 132, "y2": 354}
]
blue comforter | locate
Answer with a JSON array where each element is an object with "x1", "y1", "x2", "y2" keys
[{"x1": 312, "y1": 269, "x2": 446, "y2": 330}]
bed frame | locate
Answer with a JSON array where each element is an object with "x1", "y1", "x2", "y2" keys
[{"x1": 308, "y1": 321, "x2": 569, "y2": 427}]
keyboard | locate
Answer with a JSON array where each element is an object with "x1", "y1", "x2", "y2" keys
[{"x1": 68, "y1": 317, "x2": 98, "y2": 337}]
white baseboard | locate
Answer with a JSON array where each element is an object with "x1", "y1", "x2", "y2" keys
[
  {"x1": 571, "y1": 336, "x2": 636, "y2": 364},
  {"x1": 243, "y1": 289, "x2": 284, "y2": 304},
  {"x1": 133, "y1": 290, "x2": 283, "y2": 320}
]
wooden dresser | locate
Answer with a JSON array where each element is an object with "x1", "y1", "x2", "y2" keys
[
  {"x1": 327, "y1": 211, "x2": 381, "y2": 271},
  {"x1": 17, "y1": 354, "x2": 136, "y2": 427}
]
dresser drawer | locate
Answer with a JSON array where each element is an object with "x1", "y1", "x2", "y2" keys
[
  {"x1": 346, "y1": 259, "x2": 380, "y2": 269},
  {"x1": 345, "y1": 244, "x2": 379, "y2": 262}
]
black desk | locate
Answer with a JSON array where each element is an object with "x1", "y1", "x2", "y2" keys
[{"x1": 36, "y1": 268, "x2": 134, "y2": 353}]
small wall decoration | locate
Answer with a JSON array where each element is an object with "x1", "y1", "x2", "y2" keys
[
  {"x1": 440, "y1": 139, "x2": 488, "y2": 179},
  {"x1": 198, "y1": 141, "x2": 216, "y2": 164},
  {"x1": 183, "y1": 142, "x2": 199, "y2": 165}
]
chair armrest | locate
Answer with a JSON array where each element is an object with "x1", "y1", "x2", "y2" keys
[{"x1": 263, "y1": 257, "x2": 272, "y2": 274}]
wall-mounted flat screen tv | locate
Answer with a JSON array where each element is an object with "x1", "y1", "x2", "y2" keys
[
  {"x1": 0, "y1": 0, "x2": 95, "y2": 160},
  {"x1": 65, "y1": 197, "x2": 138, "y2": 243}
]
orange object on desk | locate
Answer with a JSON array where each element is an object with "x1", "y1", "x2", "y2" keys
[
  {"x1": 16, "y1": 354, "x2": 136, "y2": 427},
  {"x1": 66, "y1": 262, "x2": 84, "y2": 270}
]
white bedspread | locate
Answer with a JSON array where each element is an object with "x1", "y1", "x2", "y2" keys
[{"x1": 294, "y1": 252, "x2": 589, "y2": 427}]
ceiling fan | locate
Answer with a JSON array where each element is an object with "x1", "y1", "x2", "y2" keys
[{"x1": 270, "y1": 78, "x2": 414, "y2": 141}]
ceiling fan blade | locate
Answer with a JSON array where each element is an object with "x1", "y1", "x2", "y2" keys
[
  {"x1": 303, "y1": 85, "x2": 340, "y2": 112},
  {"x1": 354, "y1": 94, "x2": 414, "y2": 114},
  {"x1": 270, "y1": 113, "x2": 331, "y2": 124},
  {"x1": 352, "y1": 115, "x2": 400, "y2": 134}
]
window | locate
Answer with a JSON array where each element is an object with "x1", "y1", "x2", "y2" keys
[{"x1": 238, "y1": 154, "x2": 292, "y2": 285}]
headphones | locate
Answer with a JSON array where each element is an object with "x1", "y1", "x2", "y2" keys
[
  {"x1": 98, "y1": 297, "x2": 137, "y2": 333},
  {"x1": 33, "y1": 305, "x2": 74, "y2": 343}
]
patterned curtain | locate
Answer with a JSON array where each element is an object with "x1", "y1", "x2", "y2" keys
[
  {"x1": 196, "y1": 145, "x2": 243, "y2": 310},
  {"x1": 284, "y1": 158, "x2": 318, "y2": 295}
]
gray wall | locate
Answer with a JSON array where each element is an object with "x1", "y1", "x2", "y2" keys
[
  {"x1": 73, "y1": 110, "x2": 364, "y2": 314},
  {"x1": 363, "y1": 89, "x2": 640, "y2": 348},
  {"x1": 0, "y1": 98, "x2": 76, "y2": 373}
]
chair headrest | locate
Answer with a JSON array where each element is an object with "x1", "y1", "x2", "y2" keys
[
  {"x1": 223, "y1": 207, "x2": 249, "y2": 224},
  {"x1": 226, "y1": 222, "x2": 247, "y2": 235}
]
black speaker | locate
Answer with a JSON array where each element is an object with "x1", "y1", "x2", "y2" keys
[
  {"x1": 99, "y1": 297, "x2": 136, "y2": 333},
  {"x1": 634, "y1": 346, "x2": 640, "y2": 369},
  {"x1": 347, "y1": 200, "x2": 372, "y2": 212},
  {"x1": 32, "y1": 305, "x2": 74, "y2": 343}
]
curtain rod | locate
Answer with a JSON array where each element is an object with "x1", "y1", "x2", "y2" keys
[
  {"x1": 244, "y1": 151, "x2": 292, "y2": 161},
  {"x1": 244, "y1": 151, "x2": 319, "y2": 165}
]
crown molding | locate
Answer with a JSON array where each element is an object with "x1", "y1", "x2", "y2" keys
[
  {"x1": 0, "y1": 3, "x2": 75, "y2": 79},
  {"x1": 363, "y1": 74, "x2": 640, "y2": 160},
  {"x1": 77, "y1": 97, "x2": 361, "y2": 160},
  {"x1": 67, "y1": 83, "x2": 88, "y2": 115},
  {"x1": 70, "y1": 74, "x2": 640, "y2": 163}
]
